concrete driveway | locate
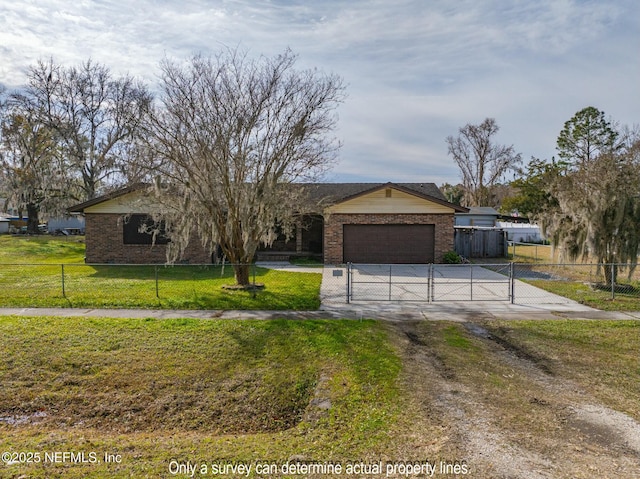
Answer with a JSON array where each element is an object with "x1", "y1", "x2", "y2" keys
[
  {"x1": 320, "y1": 263, "x2": 597, "y2": 314},
  {"x1": 256, "y1": 261, "x2": 603, "y2": 318}
]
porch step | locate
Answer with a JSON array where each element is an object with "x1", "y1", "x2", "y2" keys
[
  {"x1": 255, "y1": 252, "x2": 323, "y2": 262},
  {"x1": 256, "y1": 253, "x2": 291, "y2": 261}
]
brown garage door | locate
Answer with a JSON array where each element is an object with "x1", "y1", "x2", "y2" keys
[{"x1": 343, "y1": 224, "x2": 435, "y2": 263}]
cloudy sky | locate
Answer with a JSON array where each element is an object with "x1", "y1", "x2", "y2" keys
[{"x1": 1, "y1": 0, "x2": 638, "y2": 185}]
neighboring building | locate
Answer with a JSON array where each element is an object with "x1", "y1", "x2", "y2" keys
[
  {"x1": 496, "y1": 221, "x2": 544, "y2": 243},
  {"x1": 68, "y1": 182, "x2": 467, "y2": 264},
  {"x1": 0, "y1": 217, "x2": 10, "y2": 234},
  {"x1": 454, "y1": 207, "x2": 500, "y2": 227},
  {"x1": 47, "y1": 216, "x2": 86, "y2": 235}
]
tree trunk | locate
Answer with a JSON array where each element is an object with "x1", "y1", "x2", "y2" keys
[
  {"x1": 604, "y1": 263, "x2": 618, "y2": 286},
  {"x1": 26, "y1": 203, "x2": 40, "y2": 234},
  {"x1": 233, "y1": 263, "x2": 252, "y2": 286}
]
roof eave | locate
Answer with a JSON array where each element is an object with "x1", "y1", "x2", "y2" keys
[
  {"x1": 332, "y1": 182, "x2": 469, "y2": 212},
  {"x1": 67, "y1": 183, "x2": 148, "y2": 213}
]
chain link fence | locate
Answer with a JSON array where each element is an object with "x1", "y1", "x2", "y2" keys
[
  {"x1": 508, "y1": 241, "x2": 554, "y2": 262},
  {"x1": 0, "y1": 263, "x2": 261, "y2": 308},
  {"x1": 333, "y1": 262, "x2": 640, "y2": 306},
  {"x1": 342, "y1": 263, "x2": 513, "y2": 302},
  {"x1": 512, "y1": 262, "x2": 640, "y2": 304},
  {"x1": 1, "y1": 261, "x2": 639, "y2": 309}
]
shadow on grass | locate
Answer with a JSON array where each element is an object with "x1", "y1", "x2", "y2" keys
[
  {"x1": 527, "y1": 279, "x2": 640, "y2": 311},
  {"x1": 0, "y1": 264, "x2": 321, "y2": 310},
  {"x1": 82, "y1": 264, "x2": 245, "y2": 281},
  {"x1": 589, "y1": 282, "x2": 640, "y2": 294}
]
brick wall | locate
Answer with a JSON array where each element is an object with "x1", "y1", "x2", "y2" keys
[
  {"x1": 323, "y1": 213, "x2": 454, "y2": 264},
  {"x1": 85, "y1": 214, "x2": 211, "y2": 264},
  {"x1": 86, "y1": 212, "x2": 455, "y2": 265}
]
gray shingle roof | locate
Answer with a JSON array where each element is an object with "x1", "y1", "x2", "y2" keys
[
  {"x1": 298, "y1": 182, "x2": 468, "y2": 212},
  {"x1": 302, "y1": 182, "x2": 445, "y2": 203},
  {"x1": 69, "y1": 181, "x2": 467, "y2": 213}
]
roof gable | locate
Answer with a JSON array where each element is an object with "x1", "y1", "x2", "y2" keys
[
  {"x1": 67, "y1": 183, "x2": 147, "y2": 213},
  {"x1": 326, "y1": 183, "x2": 467, "y2": 214}
]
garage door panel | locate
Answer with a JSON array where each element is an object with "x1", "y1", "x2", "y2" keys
[{"x1": 343, "y1": 224, "x2": 434, "y2": 263}]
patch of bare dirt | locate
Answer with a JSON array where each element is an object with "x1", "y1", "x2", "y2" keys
[{"x1": 387, "y1": 320, "x2": 640, "y2": 479}]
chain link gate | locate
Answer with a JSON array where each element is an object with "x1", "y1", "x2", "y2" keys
[{"x1": 346, "y1": 263, "x2": 514, "y2": 303}]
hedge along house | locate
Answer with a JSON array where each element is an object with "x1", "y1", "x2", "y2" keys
[{"x1": 68, "y1": 182, "x2": 467, "y2": 265}]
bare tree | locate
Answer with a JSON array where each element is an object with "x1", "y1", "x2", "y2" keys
[
  {"x1": 439, "y1": 182, "x2": 464, "y2": 205},
  {"x1": 446, "y1": 118, "x2": 521, "y2": 207},
  {"x1": 144, "y1": 48, "x2": 345, "y2": 285},
  {"x1": 0, "y1": 102, "x2": 68, "y2": 233},
  {"x1": 19, "y1": 58, "x2": 152, "y2": 200}
]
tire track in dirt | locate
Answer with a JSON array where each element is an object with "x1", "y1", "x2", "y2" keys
[{"x1": 389, "y1": 320, "x2": 640, "y2": 479}]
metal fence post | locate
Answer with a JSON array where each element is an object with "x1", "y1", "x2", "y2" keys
[
  {"x1": 251, "y1": 263, "x2": 257, "y2": 299},
  {"x1": 470, "y1": 264, "x2": 473, "y2": 301},
  {"x1": 389, "y1": 264, "x2": 392, "y2": 301},
  {"x1": 509, "y1": 262, "x2": 515, "y2": 304},
  {"x1": 611, "y1": 263, "x2": 615, "y2": 300},
  {"x1": 61, "y1": 264, "x2": 66, "y2": 298},
  {"x1": 427, "y1": 263, "x2": 432, "y2": 303},
  {"x1": 346, "y1": 262, "x2": 351, "y2": 304},
  {"x1": 155, "y1": 265, "x2": 159, "y2": 298},
  {"x1": 430, "y1": 263, "x2": 435, "y2": 302}
]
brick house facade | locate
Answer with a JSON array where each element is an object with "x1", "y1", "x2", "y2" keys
[
  {"x1": 84, "y1": 213, "x2": 210, "y2": 264},
  {"x1": 69, "y1": 182, "x2": 467, "y2": 265},
  {"x1": 323, "y1": 212, "x2": 454, "y2": 264}
]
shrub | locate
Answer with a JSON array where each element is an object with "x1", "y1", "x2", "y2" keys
[{"x1": 442, "y1": 250, "x2": 462, "y2": 264}]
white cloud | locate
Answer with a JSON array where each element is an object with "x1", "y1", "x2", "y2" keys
[{"x1": 0, "y1": 0, "x2": 637, "y2": 183}]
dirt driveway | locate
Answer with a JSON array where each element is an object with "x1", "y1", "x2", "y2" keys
[{"x1": 389, "y1": 319, "x2": 640, "y2": 479}]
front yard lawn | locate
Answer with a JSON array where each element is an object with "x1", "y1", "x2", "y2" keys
[
  {"x1": 1, "y1": 317, "x2": 638, "y2": 478},
  {"x1": 527, "y1": 279, "x2": 640, "y2": 311},
  {"x1": 0, "y1": 235, "x2": 85, "y2": 263},
  {"x1": 0, "y1": 236, "x2": 322, "y2": 310},
  {"x1": 0, "y1": 316, "x2": 402, "y2": 478}
]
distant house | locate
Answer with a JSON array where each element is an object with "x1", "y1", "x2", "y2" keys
[
  {"x1": 0, "y1": 217, "x2": 10, "y2": 234},
  {"x1": 496, "y1": 221, "x2": 544, "y2": 243},
  {"x1": 68, "y1": 182, "x2": 468, "y2": 264},
  {"x1": 454, "y1": 207, "x2": 500, "y2": 227},
  {"x1": 47, "y1": 216, "x2": 86, "y2": 235}
]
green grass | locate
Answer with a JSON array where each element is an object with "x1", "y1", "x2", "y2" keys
[
  {"x1": 508, "y1": 243, "x2": 554, "y2": 263},
  {"x1": 1, "y1": 316, "x2": 638, "y2": 478},
  {"x1": 0, "y1": 235, "x2": 86, "y2": 263},
  {"x1": 527, "y1": 279, "x2": 640, "y2": 311},
  {"x1": 0, "y1": 236, "x2": 322, "y2": 310},
  {"x1": 0, "y1": 317, "x2": 402, "y2": 478}
]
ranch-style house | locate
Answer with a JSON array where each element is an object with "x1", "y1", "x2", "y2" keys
[{"x1": 68, "y1": 182, "x2": 468, "y2": 264}]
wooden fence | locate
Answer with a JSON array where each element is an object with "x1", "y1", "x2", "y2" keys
[{"x1": 454, "y1": 227, "x2": 507, "y2": 258}]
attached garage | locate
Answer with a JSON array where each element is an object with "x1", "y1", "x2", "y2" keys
[
  {"x1": 343, "y1": 224, "x2": 435, "y2": 263},
  {"x1": 322, "y1": 183, "x2": 468, "y2": 264},
  {"x1": 69, "y1": 181, "x2": 467, "y2": 265}
]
